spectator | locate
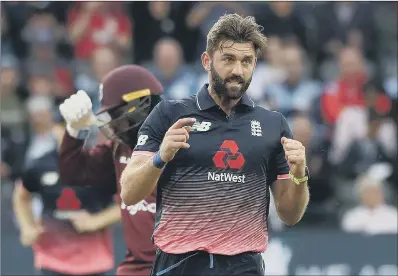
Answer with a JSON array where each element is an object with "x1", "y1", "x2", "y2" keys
[
  {"x1": 256, "y1": 2, "x2": 309, "y2": 50},
  {"x1": 247, "y1": 36, "x2": 287, "y2": 104},
  {"x1": 265, "y1": 45, "x2": 322, "y2": 119},
  {"x1": 148, "y1": 38, "x2": 197, "y2": 100},
  {"x1": 25, "y1": 54, "x2": 73, "y2": 100},
  {"x1": 1, "y1": 55, "x2": 29, "y2": 182},
  {"x1": 320, "y1": 48, "x2": 390, "y2": 125},
  {"x1": 315, "y1": 2, "x2": 377, "y2": 64},
  {"x1": 130, "y1": 2, "x2": 198, "y2": 64},
  {"x1": 21, "y1": 11, "x2": 64, "y2": 50},
  {"x1": 185, "y1": 2, "x2": 251, "y2": 62},
  {"x1": 290, "y1": 113, "x2": 333, "y2": 205},
  {"x1": 75, "y1": 46, "x2": 121, "y2": 113},
  {"x1": 26, "y1": 70, "x2": 55, "y2": 98},
  {"x1": 341, "y1": 174, "x2": 397, "y2": 235},
  {"x1": 332, "y1": 107, "x2": 396, "y2": 180},
  {"x1": 67, "y1": 2, "x2": 132, "y2": 60}
]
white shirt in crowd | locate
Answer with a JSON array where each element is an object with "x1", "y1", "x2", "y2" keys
[{"x1": 341, "y1": 204, "x2": 398, "y2": 235}]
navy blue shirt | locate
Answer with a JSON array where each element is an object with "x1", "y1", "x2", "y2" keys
[
  {"x1": 21, "y1": 146, "x2": 116, "y2": 273},
  {"x1": 134, "y1": 84, "x2": 292, "y2": 255}
]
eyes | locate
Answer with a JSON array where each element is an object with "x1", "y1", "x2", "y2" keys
[{"x1": 222, "y1": 56, "x2": 253, "y2": 66}]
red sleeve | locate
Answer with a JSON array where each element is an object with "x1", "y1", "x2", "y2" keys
[{"x1": 59, "y1": 132, "x2": 116, "y2": 187}]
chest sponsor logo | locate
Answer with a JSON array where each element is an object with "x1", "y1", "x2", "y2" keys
[
  {"x1": 210, "y1": 140, "x2": 246, "y2": 183},
  {"x1": 191, "y1": 121, "x2": 211, "y2": 132},
  {"x1": 212, "y1": 140, "x2": 245, "y2": 169},
  {"x1": 54, "y1": 188, "x2": 82, "y2": 220},
  {"x1": 121, "y1": 200, "x2": 156, "y2": 215},
  {"x1": 119, "y1": 156, "x2": 131, "y2": 164},
  {"x1": 251, "y1": 120, "x2": 262, "y2": 137},
  {"x1": 208, "y1": 172, "x2": 246, "y2": 183}
]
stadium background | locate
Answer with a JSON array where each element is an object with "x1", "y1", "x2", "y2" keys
[{"x1": 1, "y1": 1, "x2": 397, "y2": 275}]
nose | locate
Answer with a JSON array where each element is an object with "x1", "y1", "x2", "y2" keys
[{"x1": 231, "y1": 62, "x2": 244, "y2": 76}]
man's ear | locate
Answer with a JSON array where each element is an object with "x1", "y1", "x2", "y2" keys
[{"x1": 201, "y1": 52, "x2": 211, "y2": 72}]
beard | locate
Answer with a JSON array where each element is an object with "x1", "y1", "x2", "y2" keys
[{"x1": 210, "y1": 62, "x2": 252, "y2": 101}]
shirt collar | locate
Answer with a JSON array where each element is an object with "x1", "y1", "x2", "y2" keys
[{"x1": 195, "y1": 84, "x2": 255, "y2": 111}]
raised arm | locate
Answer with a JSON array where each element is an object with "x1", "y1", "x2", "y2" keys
[
  {"x1": 58, "y1": 91, "x2": 116, "y2": 186},
  {"x1": 59, "y1": 132, "x2": 116, "y2": 186},
  {"x1": 120, "y1": 101, "x2": 195, "y2": 205}
]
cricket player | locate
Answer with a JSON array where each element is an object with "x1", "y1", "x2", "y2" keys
[
  {"x1": 57, "y1": 65, "x2": 163, "y2": 276},
  {"x1": 13, "y1": 96, "x2": 120, "y2": 276},
  {"x1": 120, "y1": 14, "x2": 310, "y2": 275}
]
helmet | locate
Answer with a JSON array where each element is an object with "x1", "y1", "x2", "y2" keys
[{"x1": 95, "y1": 65, "x2": 163, "y2": 147}]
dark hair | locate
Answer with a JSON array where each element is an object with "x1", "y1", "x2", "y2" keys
[{"x1": 206, "y1": 13, "x2": 267, "y2": 57}]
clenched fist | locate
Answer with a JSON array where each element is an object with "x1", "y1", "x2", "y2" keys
[
  {"x1": 59, "y1": 90, "x2": 96, "y2": 130},
  {"x1": 281, "y1": 137, "x2": 307, "y2": 178},
  {"x1": 159, "y1": 118, "x2": 196, "y2": 162}
]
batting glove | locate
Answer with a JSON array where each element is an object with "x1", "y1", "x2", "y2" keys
[{"x1": 59, "y1": 90, "x2": 96, "y2": 138}]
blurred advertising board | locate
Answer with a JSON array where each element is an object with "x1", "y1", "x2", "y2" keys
[{"x1": 263, "y1": 230, "x2": 398, "y2": 276}]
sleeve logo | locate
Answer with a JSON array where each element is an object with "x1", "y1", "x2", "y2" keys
[{"x1": 137, "y1": 134, "x2": 148, "y2": 146}]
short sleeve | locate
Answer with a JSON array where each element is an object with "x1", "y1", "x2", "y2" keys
[
  {"x1": 21, "y1": 169, "x2": 41, "y2": 193},
  {"x1": 133, "y1": 101, "x2": 171, "y2": 154},
  {"x1": 267, "y1": 114, "x2": 293, "y2": 185}
]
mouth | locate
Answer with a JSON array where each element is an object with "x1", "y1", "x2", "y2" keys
[{"x1": 226, "y1": 80, "x2": 244, "y2": 85}]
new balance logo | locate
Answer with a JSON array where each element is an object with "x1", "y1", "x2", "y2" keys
[
  {"x1": 212, "y1": 140, "x2": 245, "y2": 169},
  {"x1": 191, "y1": 121, "x2": 211, "y2": 132},
  {"x1": 251, "y1": 120, "x2": 262, "y2": 137}
]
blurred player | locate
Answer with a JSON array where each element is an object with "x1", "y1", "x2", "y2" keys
[
  {"x1": 13, "y1": 95, "x2": 120, "y2": 276},
  {"x1": 121, "y1": 14, "x2": 310, "y2": 275},
  {"x1": 57, "y1": 65, "x2": 163, "y2": 276}
]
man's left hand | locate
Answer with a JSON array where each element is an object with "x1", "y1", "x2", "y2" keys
[
  {"x1": 281, "y1": 137, "x2": 307, "y2": 178},
  {"x1": 69, "y1": 211, "x2": 100, "y2": 233}
]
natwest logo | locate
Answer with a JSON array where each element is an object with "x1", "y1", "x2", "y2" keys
[{"x1": 212, "y1": 140, "x2": 245, "y2": 169}]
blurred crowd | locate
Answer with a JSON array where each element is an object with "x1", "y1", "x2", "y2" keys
[{"x1": 1, "y1": 1, "x2": 397, "y2": 232}]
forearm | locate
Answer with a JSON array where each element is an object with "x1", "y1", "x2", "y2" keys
[
  {"x1": 120, "y1": 156, "x2": 162, "y2": 205},
  {"x1": 13, "y1": 194, "x2": 35, "y2": 229},
  {"x1": 274, "y1": 180, "x2": 309, "y2": 226},
  {"x1": 59, "y1": 132, "x2": 115, "y2": 186},
  {"x1": 92, "y1": 204, "x2": 121, "y2": 230}
]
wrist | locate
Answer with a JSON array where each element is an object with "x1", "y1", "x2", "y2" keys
[
  {"x1": 66, "y1": 124, "x2": 90, "y2": 140},
  {"x1": 289, "y1": 166, "x2": 310, "y2": 185},
  {"x1": 152, "y1": 151, "x2": 167, "y2": 169}
]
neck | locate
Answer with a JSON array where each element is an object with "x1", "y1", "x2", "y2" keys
[{"x1": 208, "y1": 86, "x2": 239, "y2": 116}]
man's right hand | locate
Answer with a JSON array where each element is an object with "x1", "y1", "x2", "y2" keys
[
  {"x1": 159, "y1": 118, "x2": 196, "y2": 162},
  {"x1": 59, "y1": 90, "x2": 96, "y2": 130}
]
